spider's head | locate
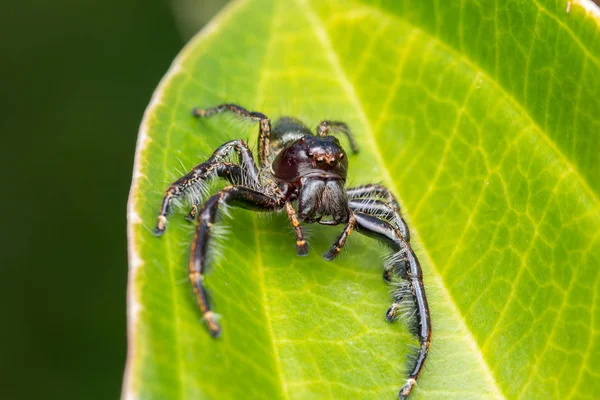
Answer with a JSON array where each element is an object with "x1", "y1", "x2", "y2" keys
[
  {"x1": 273, "y1": 135, "x2": 349, "y2": 224},
  {"x1": 272, "y1": 135, "x2": 348, "y2": 182}
]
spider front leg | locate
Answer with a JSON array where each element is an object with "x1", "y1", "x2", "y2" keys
[
  {"x1": 354, "y1": 211, "x2": 431, "y2": 400},
  {"x1": 349, "y1": 199, "x2": 410, "y2": 242},
  {"x1": 154, "y1": 140, "x2": 259, "y2": 236},
  {"x1": 193, "y1": 103, "x2": 273, "y2": 167},
  {"x1": 190, "y1": 186, "x2": 285, "y2": 337},
  {"x1": 348, "y1": 197, "x2": 411, "y2": 283},
  {"x1": 350, "y1": 208, "x2": 411, "y2": 322},
  {"x1": 347, "y1": 184, "x2": 410, "y2": 241},
  {"x1": 316, "y1": 120, "x2": 359, "y2": 154},
  {"x1": 347, "y1": 184, "x2": 400, "y2": 209}
]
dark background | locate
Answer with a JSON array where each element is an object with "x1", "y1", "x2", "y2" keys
[{"x1": 0, "y1": 1, "x2": 224, "y2": 398}]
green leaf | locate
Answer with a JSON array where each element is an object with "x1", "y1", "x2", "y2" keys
[{"x1": 125, "y1": 0, "x2": 600, "y2": 398}]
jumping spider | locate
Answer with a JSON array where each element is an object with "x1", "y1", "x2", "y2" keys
[{"x1": 153, "y1": 103, "x2": 431, "y2": 399}]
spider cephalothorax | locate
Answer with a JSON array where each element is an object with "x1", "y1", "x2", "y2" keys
[
  {"x1": 153, "y1": 104, "x2": 430, "y2": 399},
  {"x1": 273, "y1": 134, "x2": 349, "y2": 225}
]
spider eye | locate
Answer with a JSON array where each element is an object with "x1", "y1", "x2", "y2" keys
[
  {"x1": 316, "y1": 157, "x2": 327, "y2": 166},
  {"x1": 338, "y1": 153, "x2": 344, "y2": 159}
]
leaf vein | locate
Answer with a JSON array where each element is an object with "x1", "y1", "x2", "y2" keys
[
  {"x1": 360, "y1": 1, "x2": 600, "y2": 205},
  {"x1": 482, "y1": 170, "x2": 570, "y2": 353},
  {"x1": 532, "y1": 0, "x2": 600, "y2": 67}
]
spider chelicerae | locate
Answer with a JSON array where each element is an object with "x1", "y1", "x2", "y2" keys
[{"x1": 153, "y1": 103, "x2": 431, "y2": 399}]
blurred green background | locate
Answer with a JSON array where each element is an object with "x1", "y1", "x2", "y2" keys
[{"x1": 0, "y1": 0, "x2": 225, "y2": 398}]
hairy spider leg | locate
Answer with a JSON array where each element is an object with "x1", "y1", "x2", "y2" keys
[
  {"x1": 193, "y1": 103, "x2": 272, "y2": 167},
  {"x1": 316, "y1": 120, "x2": 360, "y2": 154},
  {"x1": 190, "y1": 186, "x2": 285, "y2": 338},
  {"x1": 285, "y1": 202, "x2": 309, "y2": 256},
  {"x1": 349, "y1": 198, "x2": 408, "y2": 316},
  {"x1": 348, "y1": 198, "x2": 408, "y2": 323},
  {"x1": 154, "y1": 139, "x2": 259, "y2": 235},
  {"x1": 185, "y1": 163, "x2": 243, "y2": 222},
  {"x1": 348, "y1": 198, "x2": 409, "y2": 283},
  {"x1": 353, "y1": 212, "x2": 431, "y2": 400},
  {"x1": 349, "y1": 199, "x2": 410, "y2": 242},
  {"x1": 347, "y1": 185, "x2": 411, "y2": 282},
  {"x1": 347, "y1": 184, "x2": 401, "y2": 212},
  {"x1": 323, "y1": 210, "x2": 356, "y2": 261}
]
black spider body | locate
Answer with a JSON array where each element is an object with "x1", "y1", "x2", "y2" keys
[
  {"x1": 154, "y1": 104, "x2": 430, "y2": 399},
  {"x1": 273, "y1": 131, "x2": 349, "y2": 225}
]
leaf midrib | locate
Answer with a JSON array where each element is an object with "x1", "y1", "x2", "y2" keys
[{"x1": 297, "y1": 0, "x2": 507, "y2": 398}]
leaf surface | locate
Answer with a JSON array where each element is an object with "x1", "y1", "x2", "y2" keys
[{"x1": 125, "y1": 0, "x2": 600, "y2": 399}]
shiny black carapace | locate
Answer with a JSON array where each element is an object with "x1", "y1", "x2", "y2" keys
[{"x1": 154, "y1": 103, "x2": 430, "y2": 399}]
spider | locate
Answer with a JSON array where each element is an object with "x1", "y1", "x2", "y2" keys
[{"x1": 153, "y1": 103, "x2": 431, "y2": 399}]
